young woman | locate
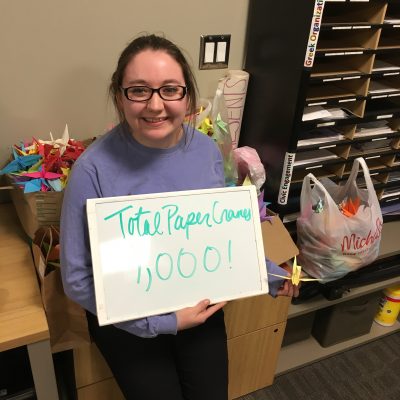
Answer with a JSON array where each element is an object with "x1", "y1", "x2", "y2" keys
[{"x1": 60, "y1": 34, "x2": 297, "y2": 400}]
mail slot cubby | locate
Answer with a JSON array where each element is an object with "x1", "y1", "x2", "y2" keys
[
  {"x1": 349, "y1": 137, "x2": 396, "y2": 157},
  {"x1": 360, "y1": 171, "x2": 389, "y2": 185},
  {"x1": 297, "y1": 124, "x2": 355, "y2": 148},
  {"x1": 322, "y1": 1, "x2": 386, "y2": 26},
  {"x1": 306, "y1": 77, "x2": 369, "y2": 102},
  {"x1": 364, "y1": 95, "x2": 400, "y2": 116},
  {"x1": 373, "y1": 53, "x2": 400, "y2": 74},
  {"x1": 340, "y1": 164, "x2": 389, "y2": 183},
  {"x1": 378, "y1": 28, "x2": 400, "y2": 50},
  {"x1": 317, "y1": 28, "x2": 381, "y2": 53},
  {"x1": 380, "y1": 185, "x2": 400, "y2": 202},
  {"x1": 311, "y1": 54, "x2": 374, "y2": 80},
  {"x1": 305, "y1": 99, "x2": 366, "y2": 119},
  {"x1": 352, "y1": 119, "x2": 398, "y2": 140},
  {"x1": 392, "y1": 135, "x2": 400, "y2": 149},
  {"x1": 291, "y1": 161, "x2": 345, "y2": 185},
  {"x1": 344, "y1": 154, "x2": 395, "y2": 174},
  {"x1": 387, "y1": 168, "x2": 400, "y2": 185},
  {"x1": 385, "y1": 1, "x2": 400, "y2": 25},
  {"x1": 389, "y1": 118, "x2": 400, "y2": 131},
  {"x1": 368, "y1": 75, "x2": 400, "y2": 97},
  {"x1": 294, "y1": 143, "x2": 350, "y2": 168}
]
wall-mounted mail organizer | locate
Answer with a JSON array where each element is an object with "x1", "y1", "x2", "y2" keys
[{"x1": 240, "y1": 0, "x2": 400, "y2": 222}]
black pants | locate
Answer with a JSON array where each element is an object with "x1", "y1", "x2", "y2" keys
[{"x1": 86, "y1": 311, "x2": 228, "y2": 400}]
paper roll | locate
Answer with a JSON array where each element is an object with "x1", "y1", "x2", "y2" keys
[{"x1": 218, "y1": 70, "x2": 249, "y2": 149}]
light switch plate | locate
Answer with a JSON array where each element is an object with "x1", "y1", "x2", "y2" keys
[{"x1": 199, "y1": 34, "x2": 231, "y2": 70}]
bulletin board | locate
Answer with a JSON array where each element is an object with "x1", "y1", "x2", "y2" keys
[{"x1": 86, "y1": 185, "x2": 268, "y2": 326}]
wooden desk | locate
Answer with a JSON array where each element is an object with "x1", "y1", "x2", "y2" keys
[{"x1": 0, "y1": 203, "x2": 59, "y2": 400}]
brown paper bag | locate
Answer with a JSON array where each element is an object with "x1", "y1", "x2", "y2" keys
[{"x1": 32, "y1": 226, "x2": 90, "y2": 353}]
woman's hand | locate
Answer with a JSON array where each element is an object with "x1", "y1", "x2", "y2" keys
[
  {"x1": 176, "y1": 299, "x2": 227, "y2": 331},
  {"x1": 276, "y1": 262, "x2": 300, "y2": 298},
  {"x1": 277, "y1": 280, "x2": 300, "y2": 298}
]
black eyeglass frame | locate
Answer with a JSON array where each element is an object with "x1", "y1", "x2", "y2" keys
[{"x1": 121, "y1": 85, "x2": 187, "y2": 102}]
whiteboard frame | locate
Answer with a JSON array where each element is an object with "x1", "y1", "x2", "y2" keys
[{"x1": 87, "y1": 185, "x2": 268, "y2": 326}]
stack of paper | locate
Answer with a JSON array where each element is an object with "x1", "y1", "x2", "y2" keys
[
  {"x1": 354, "y1": 120, "x2": 396, "y2": 138},
  {"x1": 302, "y1": 105, "x2": 349, "y2": 121},
  {"x1": 298, "y1": 127, "x2": 345, "y2": 147},
  {"x1": 294, "y1": 149, "x2": 339, "y2": 166}
]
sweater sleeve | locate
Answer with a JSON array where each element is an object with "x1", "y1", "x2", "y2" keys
[
  {"x1": 60, "y1": 162, "x2": 177, "y2": 337},
  {"x1": 266, "y1": 258, "x2": 289, "y2": 297}
]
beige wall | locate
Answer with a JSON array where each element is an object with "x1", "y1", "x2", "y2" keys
[{"x1": 0, "y1": 0, "x2": 249, "y2": 166}]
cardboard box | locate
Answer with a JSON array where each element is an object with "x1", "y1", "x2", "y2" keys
[
  {"x1": 261, "y1": 209, "x2": 299, "y2": 266},
  {"x1": 6, "y1": 175, "x2": 63, "y2": 239}
]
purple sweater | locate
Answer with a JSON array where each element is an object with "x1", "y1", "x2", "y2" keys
[{"x1": 60, "y1": 123, "x2": 286, "y2": 338}]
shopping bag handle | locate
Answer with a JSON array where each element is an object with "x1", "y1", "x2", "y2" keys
[
  {"x1": 344, "y1": 157, "x2": 376, "y2": 205},
  {"x1": 301, "y1": 172, "x2": 339, "y2": 212}
]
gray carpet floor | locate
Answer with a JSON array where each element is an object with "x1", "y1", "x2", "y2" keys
[{"x1": 238, "y1": 331, "x2": 400, "y2": 400}]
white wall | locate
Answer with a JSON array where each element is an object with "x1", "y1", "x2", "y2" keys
[{"x1": 0, "y1": 0, "x2": 249, "y2": 166}]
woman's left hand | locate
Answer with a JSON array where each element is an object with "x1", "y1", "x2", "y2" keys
[{"x1": 277, "y1": 280, "x2": 300, "y2": 298}]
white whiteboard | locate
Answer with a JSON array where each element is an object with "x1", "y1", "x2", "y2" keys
[{"x1": 86, "y1": 185, "x2": 268, "y2": 326}]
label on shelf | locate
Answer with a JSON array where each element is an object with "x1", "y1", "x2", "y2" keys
[
  {"x1": 278, "y1": 152, "x2": 296, "y2": 205},
  {"x1": 305, "y1": 164, "x2": 323, "y2": 170},
  {"x1": 317, "y1": 122, "x2": 336, "y2": 127},
  {"x1": 377, "y1": 114, "x2": 393, "y2": 120},
  {"x1": 304, "y1": 0, "x2": 326, "y2": 68},
  {"x1": 326, "y1": 52, "x2": 345, "y2": 56}
]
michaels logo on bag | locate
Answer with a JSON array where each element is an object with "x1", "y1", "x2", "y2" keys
[{"x1": 341, "y1": 218, "x2": 383, "y2": 256}]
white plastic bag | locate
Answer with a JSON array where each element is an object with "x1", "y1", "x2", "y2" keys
[
  {"x1": 296, "y1": 157, "x2": 383, "y2": 282},
  {"x1": 233, "y1": 146, "x2": 266, "y2": 194}
]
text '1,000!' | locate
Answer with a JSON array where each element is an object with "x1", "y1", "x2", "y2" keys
[{"x1": 135, "y1": 240, "x2": 233, "y2": 292}]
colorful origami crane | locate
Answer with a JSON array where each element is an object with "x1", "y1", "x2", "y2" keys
[
  {"x1": 268, "y1": 256, "x2": 321, "y2": 286},
  {"x1": 13, "y1": 165, "x2": 63, "y2": 193},
  {"x1": 339, "y1": 196, "x2": 361, "y2": 217},
  {"x1": 2, "y1": 124, "x2": 91, "y2": 192},
  {"x1": 0, "y1": 147, "x2": 42, "y2": 175}
]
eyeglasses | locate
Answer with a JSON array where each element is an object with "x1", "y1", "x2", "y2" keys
[{"x1": 121, "y1": 85, "x2": 187, "y2": 102}]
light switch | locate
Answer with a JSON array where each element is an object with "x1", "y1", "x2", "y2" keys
[
  {"x1": 216, "y1": 41, "x2": 227, "y2": 63},
  {"x1": 199, "y1": 34, "x2": 231, "y2": 70},
  {"x1": 204, "y1": 42, "x2": 215, "y2": 63}
]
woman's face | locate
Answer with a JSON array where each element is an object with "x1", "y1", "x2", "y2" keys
[{"x1": 119, "y1": 50, "x2": 188, "y2": 148}]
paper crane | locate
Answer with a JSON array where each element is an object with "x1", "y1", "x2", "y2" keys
[
  {"x1": 0, "y1": 147, "x2": 41, "y2": 175},
  {"x1": 37, "y1": 124, "x2": 70, "y2": 155},
  {"x1": 268, "y1": 256, "x2": 321, "y2": 286},
  {"x1": 339, "y1": 196, "x2": 361, "y2": 217},
  {"x1": 14, "y1": 166, "x2": 63, "y2": 193}
]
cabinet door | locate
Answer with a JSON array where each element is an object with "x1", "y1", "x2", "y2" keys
[
  {"x1": 74, "y1": 343, "x2": 113, "y2": 389},
  {"x1": 224, "y1": 295, "x2": 290, "y2": 339},
  {"x1": 228, "y1": 321, "x2": 286, "y2": 399},
  {"x1": 77, "y1": 378, "x2": 124, "y2": 400}
]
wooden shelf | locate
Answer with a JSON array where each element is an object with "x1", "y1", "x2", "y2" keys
[
  {"x1": 288, "y1": 275, "x2": 400, "y2": 319},
  {"x1": 276, "y1": 320, "x2": 400, "y2": 375},
  {"x1": 276, "y1": 218, "x2": 400, "y2": 376}
]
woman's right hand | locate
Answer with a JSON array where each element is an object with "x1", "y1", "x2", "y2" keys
[{"x1": 176, "y1": 299, "x2": 227, "y2": 331}]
